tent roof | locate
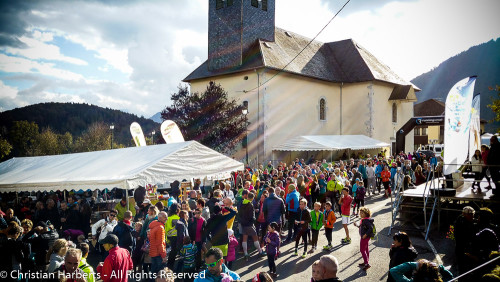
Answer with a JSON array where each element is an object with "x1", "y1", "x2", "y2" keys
[
  {"x1": 0, "y1": 141, "x2": 243, "y2": 193},
  {"x1": 273, "y1": 135, "x2": 390, "y2": 151}
]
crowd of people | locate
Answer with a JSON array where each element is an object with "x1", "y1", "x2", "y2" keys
[{"x1": 0, "y1": 142, "x2": 499, "y2": 282}]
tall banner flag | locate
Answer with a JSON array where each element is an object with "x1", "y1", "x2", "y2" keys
[
  {"x1": 130, "y1": 122, "x2": 147, "y2": 147},
  {"x1": 444, "y1": 76, "x2": 476, "y2": 175},
  {"x1": 469, "y1": 95, "x2": 481, "y2": 160},
  {"x1": 160, "y1": 120, "x2": 185, "y2": 144}
]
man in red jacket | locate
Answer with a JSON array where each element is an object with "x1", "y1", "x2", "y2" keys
[{"x1": 96, "y1": 234, "x2": 133, "y2": 282}]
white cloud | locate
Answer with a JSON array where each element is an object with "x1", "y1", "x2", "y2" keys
[
  {"x1": 0, "y1": 81, "x2": 18, "y2": 100},
  {"x1": 1, "y1": 0, "x2": 499, "y2": 118},
  {"x1": 3, "y1": 31, "x2": 88, "y2": 66},
  {"x1": 276, "y1": 0, "x2": 500, "y2": 81},
  {"x1": 0, "y1": 54, "x2": 84, "y2": 81}
]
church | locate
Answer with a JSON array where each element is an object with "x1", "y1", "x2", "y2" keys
[{"x1": 183, "y1": 0, "x2": 418, "y2": 165}]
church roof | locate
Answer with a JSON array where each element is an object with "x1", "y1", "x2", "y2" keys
[
  {"x1": 414, "y1": 98, "x2": 445, "y2": 116},
  {"x1": 184, "y1": 27, "x2": 416, "y2": 88}
]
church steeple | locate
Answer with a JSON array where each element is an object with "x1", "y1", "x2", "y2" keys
[{"x1": 208, "y1": 0, "x2": 275, "y2": 71}]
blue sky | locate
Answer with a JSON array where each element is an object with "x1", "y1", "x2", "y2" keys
[{"x1": 0, "y1": 0, "x2": 499, "y2": 117}]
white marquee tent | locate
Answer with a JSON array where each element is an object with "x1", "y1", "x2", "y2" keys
[
  {"x1": 273, "y1": 135, "x2": 390, "y2": 151},
  {"x1": 0, "y1": 141, "x2": 244, "y2": 193}
]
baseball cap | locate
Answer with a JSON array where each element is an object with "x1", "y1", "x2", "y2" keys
[
  {"x1": 143, "y1": 199, "x2": 151, "y2": 205},
  {"x1": 99, "y1": 234, "x2": 119, "y2": 246}
]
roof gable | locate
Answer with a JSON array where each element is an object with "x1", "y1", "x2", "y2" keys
[
  {"x1": 184, "y1": 27, "x2": 414, "y2": 88},
  {"x1": 414, "y1": 98, "x2": 445, "y2": 116}
]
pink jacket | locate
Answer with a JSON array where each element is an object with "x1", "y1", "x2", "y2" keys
[{"x1": 226, "y1": 236, "x2": 239, "y2": 262}]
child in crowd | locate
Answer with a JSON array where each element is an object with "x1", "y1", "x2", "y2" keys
[
  {"x1": 354, "y1": 180, "x2": 366, "y2": 216},
  {"x1": 322, "y1": 201, "x2": 336, "y2": 251},
  {"x1": 354, "y1": 207, "x2": 375, "y2": 271},
  {"x1": 264, "y1": 222, "x2": 281, "y2": 277},
  {"x1": 311, "y1": 260, "x2": 322, "y2": 282},
  {"x1": 309, "y1": 202, "x2": 323, "y2": 253},
  {"x1": 179, "y1": 236, "x2": 198, "y2": 282},
  {"x1": 339, "y1": 188, "x2": 353, "y2": 244},
  {"x1": 131, "y1": 221, "x2": 143, "y2": 272},
  {"x1": 226, "y1": 229, "x2": 239, "y2": 270},
  {"x1": 294, "y1": 199, "x2": 312, "y2": 258}
]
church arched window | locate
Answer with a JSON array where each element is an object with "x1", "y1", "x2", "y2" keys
[
  {"x1": 319, "y1": 98, "x2": 326, "y2": 121},
  {"x1": 392, "y1": 102, "x2": 397, "y2": 123}
]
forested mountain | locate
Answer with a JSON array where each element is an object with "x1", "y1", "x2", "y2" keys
[
  {"x1": 0, "y1": 102, "x2": 161, "y2": 148},
  {"x1": 411, "y1": 38, "x2": 500, "y2": 132}
]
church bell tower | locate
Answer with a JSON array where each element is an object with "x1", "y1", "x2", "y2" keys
[{"x1": 208, "y1": 0, "x2": 275, "y2": 71}]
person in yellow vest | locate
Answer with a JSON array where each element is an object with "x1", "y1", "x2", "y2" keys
[
  {"x1": 77, "y1": 242, "x2": 95, "y2": 282},
  {"x1": 114, "y1": 197, "x2": 136, "y2": 222}
]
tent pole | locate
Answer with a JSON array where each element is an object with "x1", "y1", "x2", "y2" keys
[
  {"x1": 64, "y1": 190, "x2": 67, "y2": 202},
  {"x1": 330, "y1": 151, "x2": 333, "y2": 162}
]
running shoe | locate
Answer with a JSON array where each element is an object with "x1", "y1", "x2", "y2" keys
[{"x1": 301, "y1": 253, "x2": 307, "y2": 258}]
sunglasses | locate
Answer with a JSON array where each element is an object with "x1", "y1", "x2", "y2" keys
[
  {"x1": 205, "y1": 258, "x2": 222, "y2": 268},
  {"x1": 109, "y1": 214, "x2": 117, "y2": 217}
]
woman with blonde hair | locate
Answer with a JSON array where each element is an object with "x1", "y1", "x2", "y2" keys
[{"x1": 47, "y1": 238, "x2": 68, "y2": 272}]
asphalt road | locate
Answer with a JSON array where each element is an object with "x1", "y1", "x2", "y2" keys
[{"x1": 231, "y1": 193, "x2": 456, "y2": 282}]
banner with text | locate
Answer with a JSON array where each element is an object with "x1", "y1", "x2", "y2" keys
[
  {"x1": 444, "y1": 76, "x2": 476, "y2": 175},
  {"x1": 130, "y1": 122, "x2": 147, "y2": 147},
  {"x1": 160, "y1": 120, "x2": 185, "y2": 144}
]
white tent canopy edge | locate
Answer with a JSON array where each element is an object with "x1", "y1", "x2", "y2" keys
[
  {"x1": 272, "y1": 135, "x2": 390, "y2": 151},
  {"x1": 0, "y1": 141, "x2": 244, "y2": 193}
]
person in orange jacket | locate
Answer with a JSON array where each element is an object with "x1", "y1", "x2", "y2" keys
[
  {"x1": 322, "y1": 201, "x2": 337, "y2": 251},
  {"x1": 149, "y1": 211, "x2": 168, "y2": 276}
]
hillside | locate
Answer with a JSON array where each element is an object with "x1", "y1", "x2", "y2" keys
[
  {"x1": 411, "y1": 38, "x2": 500, "y2": 132},
  {"x1": 0, "y1": 102, "x2": 161, "y2": 147}
]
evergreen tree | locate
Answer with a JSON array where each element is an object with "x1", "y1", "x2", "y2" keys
[{"x1": 161, "y1": 82, "x2": 247, "y2": 154}]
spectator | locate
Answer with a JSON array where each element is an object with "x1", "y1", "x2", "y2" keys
[
  {"x1": 294, "y1": 198, "x2": 312, "y2": 258},
  {"x1": 339, "y1": 188, "x2": 353, "y2": 244},
  {"x1": 264, "y1": 222, "x2": 280, "y2": 277},
  {"x1": 314, "y1": 255, "x2": 342, "y2": 281},
  {"x1": 112, "y1": 210, "x2": 135, "y2": 253},
  {"x1": 114, "y1": 197, "x2": 136, "y2": 221},
  {"x1": 96, "y1": 234, "x2": 133, "y2": 282},
  {"x1": 156, "y1": 266, "x2": 175, "y2": 282},
  {"x1": 204, "y1": 204, "x2": 236, "y2": 259},
  {"x1": 487, "y1": 136, "x2": 500, "y2": 195},
  {"x1": 179, "y1": 236, "x2": 198, "y2": 282},
  {"x1": 387, "y1": 232, "x2": 418, "y2": 282},
  {"x1": 77, "y1": 242, "x2": 96, "y2": 282},
  {"x1": 47, "y1": 238, "x2": 69, "y2": 273},
  {"x1": 188, "y1": 190, "x2": 198, "y2": 211},
  {"x1": 454, "y1": 206, "x2": 476, "y2": 273},
  {"x1": 23, "y1": 221, "x2": 59, "y2": 270},
  {"x1": 285, "y1": 184, "x2": 300, "y2": 243},
  {"x1": 92, "y1": 209, "x2": 118, "y2": 260},
  {"x1": 194, "y1": 247, "x2": 240, "y2": 281},
  {"x1": 322, "y1": 201, "x2": 336, "y2": 251},
  {"x1": 45, "y1": 198, "x2": 61, "y2": 229},
  {"x1": 4, "y1": 208, "x2": 21, "y2": 226},
  {"x1": 135, "y1": 199, "x2": 152, "y2": 222},
  {"x1": 53, "y1": 248, "x2": 86, "y2": 282},
  {"x1": 188, "y1": 208, "x2": 206, "y2": 271},
  {"x1": 150, "y1": 211, "x2": 168, "y2": 277},
  {"x1": 390, "y1": 259, "x2": 453, "y2": 282},
  {"x1": 310, "y1": 202, "x2": 324, "y2": 253},
  {"x1": 20, "y1": 218, "x2": 33, "y2": 238},
  {"x1": 171, "y1": 209, "x2": 190, "y2": 270},
  {"x1": 354, "y1": 207, "x2": 374, "y2": 271},
  {"x1": 226, "y1": 229, "x2": 238, "y2": 270},
  {"x1": 239, "y1": 192, "x2": 264, "y2": 260},
  {"x1": 0, "y1": 225, "x2": 30, "y2": 280},
  {"x1": 197, "y1": 199, "x2": 210, "y2": 221},
  {"x1": 263, "y1": 187, "x2": 286, "y2": 236},
  {"x1": 140, "y1": 205, "x2": 159, "y2": 241}
]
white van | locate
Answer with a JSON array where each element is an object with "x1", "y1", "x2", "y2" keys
[{"x1": 419, "y1": 144, "x2": 444, "y2": 155}]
